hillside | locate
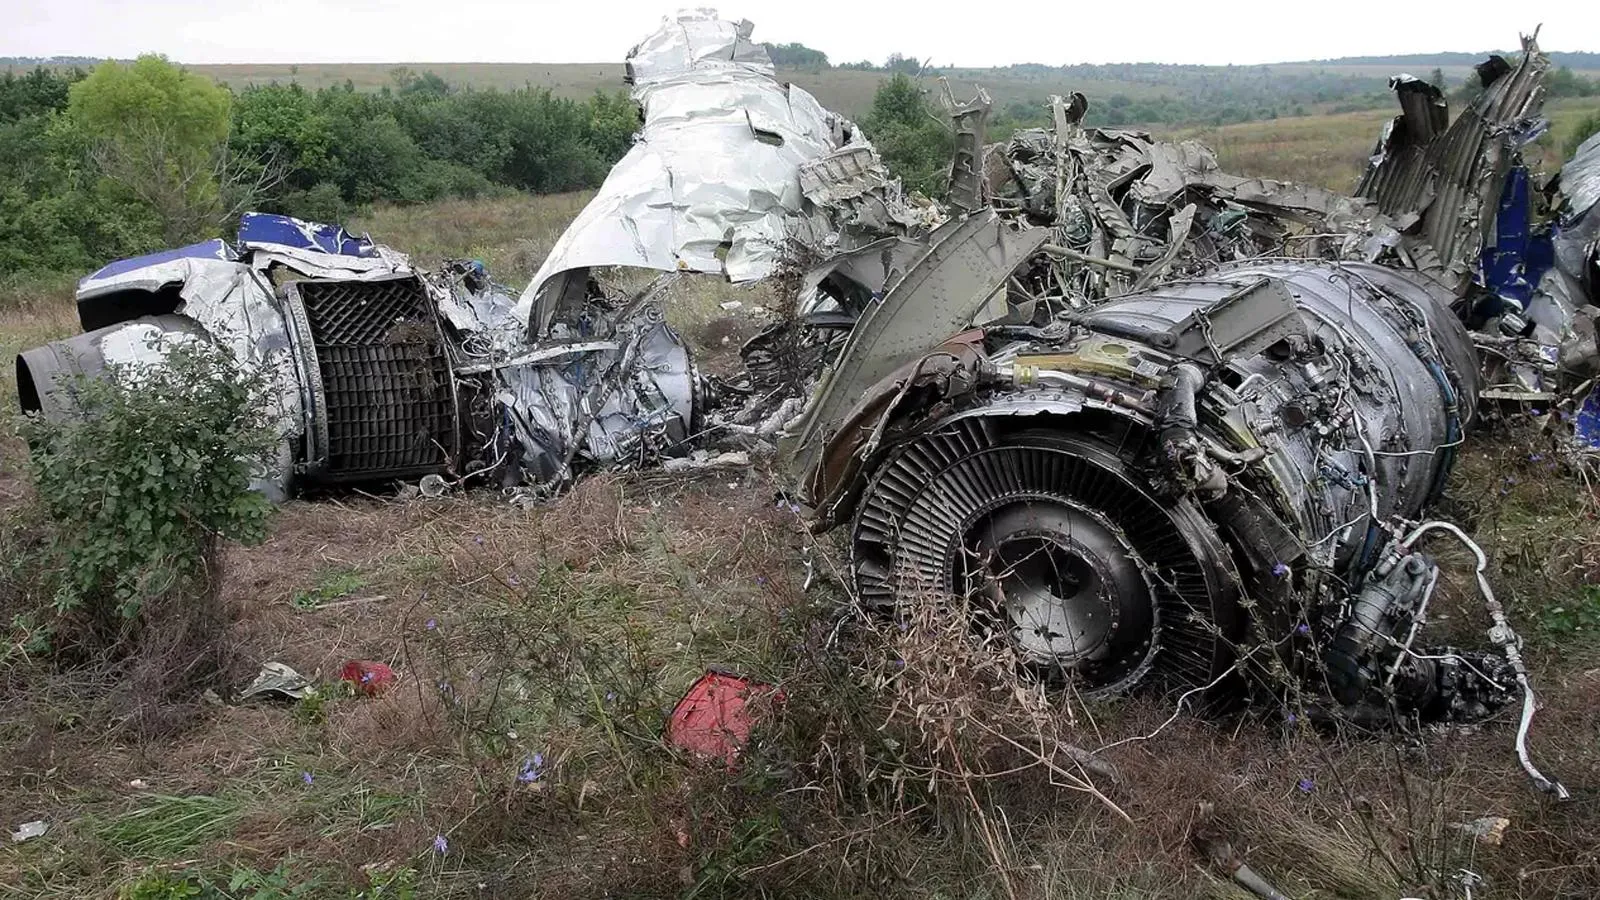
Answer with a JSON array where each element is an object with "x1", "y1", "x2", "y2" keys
[
  {"x1": 8, "y1": 52, "x2": 1598, "y2": 127},
  {"x1": 179, "y1": 58, "x2": 1600, "y2": 126}
]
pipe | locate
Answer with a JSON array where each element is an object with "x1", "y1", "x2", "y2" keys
[
  {"x1": 1400, "y1": 520, "x2": 1571, "y2": 799},
  {"x1": 1040, "y1": 242, "x2": 1141, "y2": 274}
]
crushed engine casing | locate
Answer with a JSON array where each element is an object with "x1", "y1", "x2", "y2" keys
[{"x1": 805, "y1": 259, "x2": 1487, "y2": 713}]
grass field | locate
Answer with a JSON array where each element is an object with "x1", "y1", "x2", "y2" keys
[
  {"x1": 3, "y1": 112, "x2": 1600, "y2": 899},
  {"x1": 1175, "y1": 98, "x2": 1600, "y2": 190}
]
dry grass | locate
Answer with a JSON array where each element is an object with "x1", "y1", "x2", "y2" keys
[
  {"x1": 347, "y1": 191, "x2": 595, "y2": 286},
  {"x1": 3, "y1": 422, "x2": 1595, "y2": 899},
  {"x1": 0, "y1": 274, "x2": 79, "y2": 499},
  {"x1": 1169, "y1": 97, "x2": 1600, "y2": 191}
]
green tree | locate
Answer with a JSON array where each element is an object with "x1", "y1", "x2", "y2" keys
[
  {"x1": 1565, "y1": 111, "x2": 1600, "y2": 159},
  {"x1": 1549, "y1": 67, "x2": 1598, "y2": 99},
  {"x1": 583, "y1": 89, "x2": 640, "y2": 163},
  {"x1": 0, "y1": 67, "x2": 81, "y2": 121},
  {"x1": 762, "y1": 42, "x2": 829, "y2": 69},
  {"x1": 861, "y1": 74, "x2": 953, "y2": 197},
  {"x1": 0, "y1": 109, "x2": 161, "y2": 274},
  {"x1": 883, "y1": 53, "x2": 925, "y2": 75},
  {"x1": 68, "y1": 55, "x2": 235, "y2": 245}
]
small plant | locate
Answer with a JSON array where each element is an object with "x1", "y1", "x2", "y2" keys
[
  {"x1": 224, "y1": 863, "x2": 324, "y2": 900},
  {"x1": 1538, "y1": 585, "x2": 1600, "y2": 636},
  {"x1": 120, "y1": 871, "x2": 204, "y2": 900},
  {"x1": 290, "y1": 569, "x2": 367, "y2": 611},
  {"x1": 294, "y1": 684, "x2": 337, "y2": 725},
  {"x1": 17, "y1": 335, "x2": 278, "y2": 654},
  {"x1": 119, "y1": 863, "x2": 328, "y2": 900},
  {"x1": 97, "y1": 793, "x2": 246, "y2": 859},
  {"x1": 1564, "y1": 110, "x2": 1600, "y2": 159}
]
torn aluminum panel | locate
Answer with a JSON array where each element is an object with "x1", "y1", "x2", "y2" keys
[
  {"x1": 237, "y1": 212, "x2": 381, "y2": 258},
  {"x1": 427, "y1": 259, "x2": 527, "y2": 357},
  {"x1": 1556, "y1": 131, "x2": 1600, "y2": 307},
  {"x1": 240, "y1": 211, "x2": 413, "y2": 281},
  {"x1": 1562, "y1": 131, "x2": 1600, "y2": 227},
  {"x1": 789, "y1": 147, "x2": 939, "y2": 250},
  {"x1": 783, "y1": 210, "x2": 1049, "y2": 495},
  {"x1": 516, "y1": 10, "x2": 858, "y2": 336},
  {"x1": 942, "y1": 84, "x2": 991, "y2": 214},
  {"x1": 1356, "y1": 36, "x2": 1550, "y2": 293},
  {"x1": 487, "y1": 299, "x2": 696, "y2": 486}
]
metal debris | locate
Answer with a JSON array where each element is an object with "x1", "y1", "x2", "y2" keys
[
  {"x1": 10, "y1": 820, "x2": 49, "y2": 844},
  {"x1": 665, "y1": 671, "x2": 783, "y2": 765},
  {"x1": 16, "y1": 214, "x2": 702, "y2": 494},
  {"x1": 236, "y1": 661, "x2": 313, "y2": 703},
  {"x1": 1453, "y1": 815, "x2": 1512, "y2": 847},
  {"x1": 339, "y1": 660, "x2": 397, "y2": 697},
  {"x1": 514, "y1": 10, "x2": 881, "y2": 334}
]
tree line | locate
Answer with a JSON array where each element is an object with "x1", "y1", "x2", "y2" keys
[
  {"x1": 0, "y1": 59, "x2": 639, "y2": 276},
  {"x1": 4, "y1": 56, "x2": 1592, "y2": 282},
  {"x1": 0, "y1": 57, "x2": 959, "y2": 280}
]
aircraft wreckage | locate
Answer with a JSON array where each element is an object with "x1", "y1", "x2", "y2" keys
[{"x1": 16, "y1": 12, "x2": 1599, "y2": 795}]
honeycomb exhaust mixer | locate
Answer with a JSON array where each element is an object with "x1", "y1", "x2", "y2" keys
[{"x1": 805, "y1": 259, "x2": 1568, "y2": 797}]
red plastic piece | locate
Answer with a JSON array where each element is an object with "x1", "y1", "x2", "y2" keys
[
  {"x1": 339, "y1": 660, "x2": 396, "y2": 696},
  {"x1": 665, "y1": 671, "x2": 783, "y2": 764}
]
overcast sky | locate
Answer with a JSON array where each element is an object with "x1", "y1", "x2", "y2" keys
[{"x1": 6, "y1": 1, "x2": 1596, "y2": 67}]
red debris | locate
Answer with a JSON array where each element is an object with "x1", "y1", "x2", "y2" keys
[
  {"x1": 665, "y1": 671, "x2": 783, "y2": 765},
  {"x1": 339, "y1": 660, "x2": 396, "y2": 696}
]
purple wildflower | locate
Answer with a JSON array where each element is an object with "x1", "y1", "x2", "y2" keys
[
  {"x1": 473, "y1": 535, "x2": 484, "y2": 546},
  {"x1": 605, "y1": 691, "x2": 617, "y2": 702},
  {"x1": 1297, "y1": 777, "x2": 1315, "y2": 793},
  {"x1": 1285, "y1": 713, "x2": 1297, "y2": 724},
  {"x1": 425, "y1": 618, "x2": 437, "y2": 630},
  {"x1": 1529, "y1": 453, "x2": 1544, "y2": 462},
  {"x1": 756, "y1": 575, "x2": 767, "y2": 585},
  {"x1": 894, "y1": 658, "x2": 906, "y2": 668},
  {"x1": 1295, "y1": 623, "x2": 1311, "y2": 636},
  {"x1": 433, "y1": 834, "x2": 449, "y2": 854},
  {"x1": 517, "y1": 754, "x2": 544, "y2": 784},
  {"x1": 1271, "y1": 561, "x2": 1290, "y2": 578},
  {"x1": 301, "y1": 771, "x2": 314, "y2": 785}
]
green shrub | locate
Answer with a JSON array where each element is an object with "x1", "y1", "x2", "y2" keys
[
  {"x1": 1565, "y1": 110, "x2": 1600, "y2": 159},
  {"x1": 16, "y1": 336, "x2": 277, "y2": 656},
  {"x1": 859, "y1": 74, "x2": 954, "y2": 198}
]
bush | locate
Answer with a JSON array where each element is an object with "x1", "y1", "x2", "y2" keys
[
  {"x1": 1565, "y1": 110, "x2": 1600, "y2": 159},
  {"x1": 859, "y1": 74, "x2": 953, "y2": 198},
  {"x1": 14, "y1": 336, "x2": 278, "y2": 663}
]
